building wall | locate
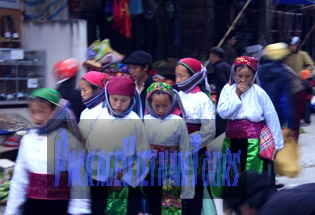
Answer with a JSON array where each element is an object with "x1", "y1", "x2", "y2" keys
[
  {"x1": 1, "y1": 20, "x2": 87, "y2": 114},
  {"x1": 21, "y1": 20, "x2": 88, "y2": 89}
]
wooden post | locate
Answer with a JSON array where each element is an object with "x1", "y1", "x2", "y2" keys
[
  {"x1": 300, "y1": 23, "x2": 315, "y2": 49},
  {"x1": 204, "y1": 0, "x2": 252, "y2": 67},
  {"x1": 217, "y1": 0, "x2": 252, "y2": 47}
]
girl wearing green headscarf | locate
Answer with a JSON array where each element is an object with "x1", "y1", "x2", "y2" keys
[
  {"x1": 5, "y1": 88, "x2": 90, "y2": 215},
  {"x1": 143, "y1": 82, "x2": 193, "y2": 215}
]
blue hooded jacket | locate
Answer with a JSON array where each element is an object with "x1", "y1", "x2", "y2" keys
[{"x1": 258, "y1": 60, "x2": 297, "y2": 130}]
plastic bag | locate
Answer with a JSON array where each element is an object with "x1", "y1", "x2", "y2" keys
[{"x1": 274, "y1": 128, "x2": 300, "y2": 177}]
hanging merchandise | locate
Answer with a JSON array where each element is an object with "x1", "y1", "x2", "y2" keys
[
  {"x1": 128, "y1": 0, "x2": 143, "y2": 15},
  {"x1": 83, "y1": 39, "x2": 125, "y2": 71},
  {"x1": 112, "y1": 0, "x2": 133, "y2": 38}
]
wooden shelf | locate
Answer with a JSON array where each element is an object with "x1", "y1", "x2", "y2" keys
[{"x1": 0, "y1": 37, "x2": 20, "y2": 43}]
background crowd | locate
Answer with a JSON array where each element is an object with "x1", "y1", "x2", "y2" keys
[{"x1": 3, "y1": 34, "x2": 315, "y2": 215}]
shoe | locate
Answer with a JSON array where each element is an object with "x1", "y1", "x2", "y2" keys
[{"x1": 275, "y1": 182, "x2": 284, "y2": 189}]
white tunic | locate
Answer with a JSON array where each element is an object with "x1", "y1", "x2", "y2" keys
[
  {"x1": 87, "y1": 107, "x2": 150, "y2": 187},
  {"x1": 217, "y1": 83, "x2": 284, "y2": 150},
  {"x1": 80, "y1": 102, "x2": 104, "y2": 120},
  {"x1": 178, "y1": 91, "x2": 216, "y2": 149},
  {"x1": 79, "y1": 102, "x2": 105, "y2": 139},
  {"x1": 5, "y1": 128, "x2": 90, "y2": 215},
  {"x1": 144, "y1": 114, "x2": 194, "y2": 199}
]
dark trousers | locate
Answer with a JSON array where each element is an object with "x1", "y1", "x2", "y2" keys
[
  {"x1": 303, "y1": 99, "x2": 311, "y2": 123},
  {"x1": 143, "y1": 174, "x2": 163, "y2": 215},
  {"x1": 215, "y1": 114, "x2": 228, "y2": 138},
  {"x1": 293, "y1": 90, "x2": 307, "y2": 139},
  {"x1": 23, "y1": 198, "x2": 68, "y2": 215}
]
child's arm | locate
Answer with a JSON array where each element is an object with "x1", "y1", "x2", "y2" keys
[
  {"x1": 5, "y1": 138, "x2": 29, "y2": 215},
  {"x1": 179, "y1": 120, "x2": 195, "y2": 199},
  {"x1": 190, "y1": 93, "x2": 216, "y2": 150},
  {"x1": 66, "y1": 131, "x2": 91, "y2": 215}
]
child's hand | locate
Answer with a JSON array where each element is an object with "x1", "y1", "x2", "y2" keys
[{"x1": 236, "y1": 83, "x2": 250, "y2": 97}]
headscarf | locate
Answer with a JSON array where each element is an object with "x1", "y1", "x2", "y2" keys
[
  {"x1": 229, "y1": 56, "x2": 260, "y2": 87},
  {"x1": 101, "y1": 63, "x2": 131, "y2": 78},
  {"x1": 29, "y1": 88, "x2": 86, "y2": 149},
  {"x1": 146, "y1": 82, "x2": 186, "y2": 119},
  {"x1": 102, "y1": 63, "x2": 143, "y2": 118},
  {"x1": 81, "y1": 71, "x2": 107, "y2": 109},
  {"x1": 107, "y1": 75, "x2": 136, "y2": 97},
  {"x1": 176, "y1": 58, "x2": 211, "y2": 98},
  {"x1": 263, "y1": 43, "x2": 290, "y2": 61},
  {"x1": 105, "y1": 76, "x2": 138, "y2": 118}
]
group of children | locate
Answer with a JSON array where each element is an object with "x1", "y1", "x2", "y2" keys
[{"x1": 5, "y1": 51, "x2": 285, "y2": 215}]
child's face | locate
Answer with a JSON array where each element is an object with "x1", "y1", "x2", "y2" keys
[
  {"x1": 235, "y1": 66, "x2": 254, "y2": 87},
  {"x1": 175, "y1": 65, "x2": 191, "y2": 83},
  {"x1": 109, "y1": 95, "x2": 131, "y2": 114},
  {"x1": 28, "y1": 100, "x2": 54, "y2": 126},
  {"x1": 151, "y1": 94, "x2": 172, "y2": 117},
  {"x1": 79, "y1": 79, "x2": 95, "y2": 100}
]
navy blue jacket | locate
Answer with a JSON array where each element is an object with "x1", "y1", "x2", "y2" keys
[{"x1": 258, "y1": 60, "x2": 297, "y2": 130}]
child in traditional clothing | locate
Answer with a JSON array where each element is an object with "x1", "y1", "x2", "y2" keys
[
  {"x1": 79, "y1": 71, "x2": 107, "y2": 119},
  {"x1": 174, "y1": 57, "x2": 216, "y2": 215},
  {"x1": 5, "y1": 88, "x2": 90, "y2": 215},
  {"x1": 87, "y1": 76, "x2": 150, "y2": 215},
  {"x1": 79, "y1": 71, "x2": 107, "y2": 137},
  {"x1": 143, "y1": 82, "x2": 193, "y2": 215},
  {"x1": 210, "y1": 56, "x2": 284, "y2": 214}
]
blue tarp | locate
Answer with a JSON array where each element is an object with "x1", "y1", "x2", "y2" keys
[{"x1": 272, "y1": 0, "x2": 315, "y2": 4}]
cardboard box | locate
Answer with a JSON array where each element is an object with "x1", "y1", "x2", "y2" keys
[{"x1": 0, "y1": 159, "x2": 14, "y2": 184}]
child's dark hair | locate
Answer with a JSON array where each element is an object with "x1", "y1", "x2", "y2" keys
[
  {"x1": 28, "y1": 97, "x2": 57, "y2": 110},
  {"x1": 89, "y1": 82, "x2": 102, "y2": 93},
  {"x1": 148, "y1": 90, "x2": 173, "y2": 105}
]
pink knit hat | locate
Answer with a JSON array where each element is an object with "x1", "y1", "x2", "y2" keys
[
  {"x1": 82, "y1": 71, "x2": 107, "y2": 88},
  {"x1": 107, "y1": 76, "x2": 135, "y2": 97}
]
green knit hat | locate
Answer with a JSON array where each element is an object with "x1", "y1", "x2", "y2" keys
[{"x1": 29, "y1": 88, "x2": 61, "y2": 106}]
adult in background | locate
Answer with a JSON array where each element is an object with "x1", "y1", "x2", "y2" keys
[
  {"x1": 208, "y1": 47, "x2": 231, "y2": 137},
  {"x1": 299, "y1": 69, "x2": 315, "y2": 126},
  {"x1": 222, "y1": 30, "x2": 238, "y2": 65},
  {"x1": 258, "y1": 43, "x2": 297, "y2": 142},
  {"x1": 222, "y1": 171, "x2": 315, "y2": 215},
  {"x1": 284, "y1": 36, "x2": 314, "y2": 75},
  {"x1": 52, "y1": 58, "x2": 86, "y2": 122},
  {"x1": 258, "y1": 43, "x2": 297, "y2": 188},
  {"x1": 123, "y1": 50, "x2": 155, "y2": 116},
  {"x1": 244, "y1": 44, "x2": 264, "y2": 60}
]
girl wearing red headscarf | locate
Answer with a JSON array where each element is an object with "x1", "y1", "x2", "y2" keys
[
  {"x1": 175, "y1": 57, "x2": 216, "y2": 215},
  {"x1": 211, "y1": 56, "x2": 284, "y2": 214}
]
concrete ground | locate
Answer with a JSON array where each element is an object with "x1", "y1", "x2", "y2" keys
[{"x1": 276, "y1": 114, "x2": 315, "y2": 188}]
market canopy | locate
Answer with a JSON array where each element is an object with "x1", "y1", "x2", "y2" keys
[{"x1": 272, "y1": 0, "x2": 315, "y2": 4}]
